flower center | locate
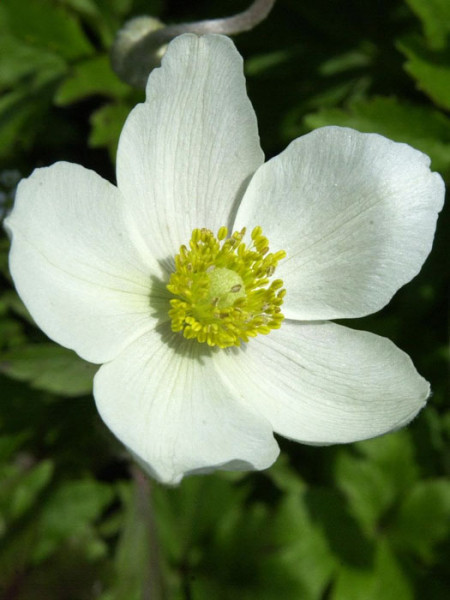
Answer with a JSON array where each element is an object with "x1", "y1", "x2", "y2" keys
[{"x1": 167, "y1": 226, "x2": 286, "y2": 348}]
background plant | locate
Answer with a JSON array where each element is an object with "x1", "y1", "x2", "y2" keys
[{"x1": 0, "y1": 1, "x2": 448, "y2": 598}]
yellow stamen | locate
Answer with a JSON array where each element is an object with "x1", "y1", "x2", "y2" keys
[{"x1": 167, "y1": 226, "x2": 287, "y2": 348}]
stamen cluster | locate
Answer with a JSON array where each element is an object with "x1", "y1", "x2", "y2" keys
[{"x1": 167, "y1": 226, "x2": 286, "y2": 348}]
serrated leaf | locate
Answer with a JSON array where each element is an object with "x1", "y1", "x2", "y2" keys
[
  {"x1": 303, "y1": 488, "x2": 374, "y2": 570},
  {"x1": 3, "y1": 460, "x2": 53, "y2": 520},
  {"x1": 0, "y1": 0, "x2": 93, "y2": 61},
  {"x1": 335, "y1": 453, "x2": 393, "y2": 536},
  {"x1": 334, "y1": 432, "x2": 418, "y2": 536},
  {"x1": 0, "y1": 460, "x2": 54, "y2": 522},
  {"x1": 304, "y1": 96, "x2": 450, "y2": 176},
  {"x1": 33, "y1": 478, "x2": 113, "y2": 563},
  {"x1": 398, "y1": 36, "x2": 450, "y2": 111},
  {"x1": 152, "y1": 472, "x2": 249, "y2": 564},
  {"x1": 390, "y1": 479, "x2": 450, "y2": 562},
  {"x1": 354, "y1": 432, "x2": 419, "y2": 491},
  {"x1": 0, "y1": 35, "x2": 65, "y2": 90},
  {"x1": 55, "y1": 55, "x2": 130, "y2": 105},
  {"x1": 268, "y1": 491, "x2": 337, "y2": 600},
  {"x1": 0, "y1": 70, "x2": 66, "y2": 162},
  {"x1": 59, "y1": 0, "x2": 140, "y2": 48},
  {"x1": 332, "y1": 540, "x2": 413, "y2": 600},
  {"x1": 405, "y1": 0, "x2": 450, "y2": 50},
  {"x1": 0, "y1": 343, "x2": 98, "y2": 397}
]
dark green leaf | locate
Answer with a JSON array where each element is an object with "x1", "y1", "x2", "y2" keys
[
  {"x1": 55, "y1": 55, "x2": 130, "y2": 105},
  {"x1": 0, "y1": 35, "x2": 65, "y2": 90},
  {"x1": 332, "y1": 540, "x2": 413, "y2": 600},
  {"x1": 89, "y1": 102, "x2": 133, "y2": 159},
  {"x1": 398, "y1": 36, "x2": 450, "y2": 111},
  {"x1": 32, "y1": 478, "x2": 113, "y2": 563},
  {"x1": 0, "y1": 0, "x2": 94, "y2": 61},
  {"x1": 0, "y1": 343, "x2": 98, "y2": 397},
  {"x1": 405, "y1": 0, "x2": 450, "y2": 50},
  {"x1": 304, "y1": 96, "x2": 450, "y2": 176},
  {"x1": 391, "y1": 479, "x2": 450, "y2": 562}
]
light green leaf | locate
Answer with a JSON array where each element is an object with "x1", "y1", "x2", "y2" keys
[
  {"x1": 405, "y1": 0, "x2": 450, "y2": 49},
  {"x1": 153, "y1": 472, "x2": 248, "y2": 565},
  {"x1": 1, "y1": 290, "x2": 33, "y2": 325},
  {"x1": 354, "y1": 432, "x2": 419, "y2": 491},
  {"x1": 0, "y1": 434, "x2": 29, "y2": 463},
  {"x1": 332, "y1": 540, "x2": 413, "y2": 600},
  {"x1": 0, "y1": 460, "x2": 54, "y2": 583},
  {"x1": 103, "y1": 477, "x2": 166, "y2": 600},
  {"x1": 334, "y1": 453, "x2": 394, "y2": 536},
  {"x1": 245, "y1": 50, "x2": 291, "y2": 76},
  {"x1": 0, "y1": 343, "x2": 98, "y2": 397},
  {"x1": 0, "y1": 35, "x2": 65, "y2": 90},
  {"x1": 304, "y1": 96, "x2": 450, "y2": 176},
  {"x1": 334, "y1": 432, "x2": 419, "y2": 536},
  {"x1": 89, "y1": 102, "x2": 133, "y2": 159},
  {"x1": 60, "y1": 0, "x2": 148, "y2": 47},
  {"x1": 33, "y1": 478, "x2": 113, "y2": 563},
  {"x1": 55, "y1": 55, "x2": 130, "y2": 105},
  {"x1": 0, "y1": 460, "x2": 53, "y2": 523},
  {"x1": 390, "y1": 479, "x2": 450, "y2": 562},
  {"x1": 398, "y1": 36, "x2": 450, "y2": 111},
  {"x1": 0, "y1": 0, "x2": 93, "y2": 61},
  {"x1": 59, "y1": 0, "x2": 117, "y2": 46},
  {"x1": 268, "y1": 491, "x2": 337, "y2": 600},
  {"x1": 0, "y1": 69, "x2": 66, "y2": 162}
]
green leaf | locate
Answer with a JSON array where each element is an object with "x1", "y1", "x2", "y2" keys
[
  {"x1": 1, "y1": 290, "x2": 34, "y2": 326},
  {"x1": 0, "y1": 343, "x2": 98, "y2": 397},
  {"x1": 33, "y1": 478, "x2": 113, "y2": 563},
  {"x1": 59, "y1": 0, "x2": 118, "y2": 47},
  {"x1": 334, "y1": 432, "x2": 418, "y2": 536},
  {"x1": 55, "y1": 55, "x2": 130, "y2": 105},
  {"x1": 0, "y1": 433, "x2": 29, "y2": 463},
  {"x1": 245, "y1": 50, "x2": 291, "y2": 76},
  {"x1": 0, "y1": 69, "x2": 66, "y2": 162},
  {"x1": 0, "y1": 0, "x2": 93, "y2": 61},
  {"x1": 390, "y1": 479, "x2": 450, "y2": 562},
  {"x1": 398, "y1": 36, "x2": 450, "y2": 111},
  {"x1": 335, "y1": 453, "x2": 394, "y2": 536},
  {"x1": 89, "y1": 102, "x2": 133, "y2": 159},
  {"x1": 332, "y1": 540, "x2": 413, "y2": 600},
  {"x1": 304, "y1": 96, "x2": 450, "y2": 176},
  {"x1": 152, "y1": 472, "x2": 249, "y2": 565},
  {"x1": 267, "y1": 490, "x2": 337, "y2": 600},
  {"x1": 0, "y1": 35, "x2": 65, "y2": 90},
  {"x1": 354, "y1": 432, "x2": 419, "y2": 491},
  {"x1": 0, "y1": 315, "x2": 25, "y2": 350},
  {"x1": 405, "y1": 0, "x2": 450, "y2": 50},
  {"x1": 0, "y1": 460, "x2": 54, "y2": 584},
  {"x1": 0, "y1": 460, "x2": 53, "y2": 523},
  {"x1": 104, "y1": 478, "x2": 165, "y2": 600}
]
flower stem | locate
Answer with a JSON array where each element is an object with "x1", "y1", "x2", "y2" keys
[{"x1": 111, "y1": 0, "x2": 277, "y2": 87}]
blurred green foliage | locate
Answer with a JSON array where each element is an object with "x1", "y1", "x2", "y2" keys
[{"x1": 0, "y1": 0, "x2": 448, "y2": 598}]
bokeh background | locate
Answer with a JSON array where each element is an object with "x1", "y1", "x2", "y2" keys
[{"x1": 0, "y1": 1, "x2": 449, "y2": 598}]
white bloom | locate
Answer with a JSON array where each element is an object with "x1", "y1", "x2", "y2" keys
[{"x1": 5, "y1": 35, "x2": 444, "y2": 484}]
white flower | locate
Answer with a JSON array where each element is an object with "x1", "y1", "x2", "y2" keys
[{"x1": 5, "y1": 34, "x2": 444, "y2": 485}]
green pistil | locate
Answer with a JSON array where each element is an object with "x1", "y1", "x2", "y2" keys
[{"x1": 167, "y1": 226, "x2": 287, "y2": 348}]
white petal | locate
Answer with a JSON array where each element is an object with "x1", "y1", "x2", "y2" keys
[
  {"x1": 94, "y1": 326, "x2": 279, "y2": 484},
  {"x1": 117, "y1": 34, "x2": 264, "y2": 271},
  {"x1": 5, "y1": 162, "x2": 166, "y2": 364},
  {"x1": 234, "y1": 127, "x2": 445, "y2": 320},
  {"x1": 215, "y1": 320, "x2": 429, "y2": 444}
]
